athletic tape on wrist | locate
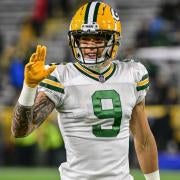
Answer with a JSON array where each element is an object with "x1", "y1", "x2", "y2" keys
[
  {"x1": 18, "y1": 83, "x2": 37, "y2": 106},
  {"x1": 144, "y1": 170, "x2": 160, "y2": 180}
]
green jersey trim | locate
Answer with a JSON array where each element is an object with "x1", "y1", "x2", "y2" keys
[
  {"x1": 136, "y1": 73, "x2": 149, "y2": 91},
  {"x1": 39, "y1": 82, "x2": 64, "y2": 93},
  {"x1": 73, "y1": 62, "x2": 116, "y2": 82},
  {"x1": 136, "y1": 83, "x2": 149, "y2": 91}
]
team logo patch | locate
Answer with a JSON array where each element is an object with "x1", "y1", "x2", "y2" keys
[
  {"x1": 99, "y1": 74, "x2": 105, "y2": 83},
  {"x1": 111, "y1": 8, "x2": 120, "y2": 21}
]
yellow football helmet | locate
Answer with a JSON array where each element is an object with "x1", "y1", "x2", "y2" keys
[{"x1": 68, "y1": 1, "x2": 122, "y2": 65}]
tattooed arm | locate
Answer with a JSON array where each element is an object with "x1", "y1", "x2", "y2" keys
[
  {"x1": 11, "y1": 92, "x2": 55, "y2": 137},
  {"x1": 12, "y1": 45, "x2": 56, "y2": 137}
]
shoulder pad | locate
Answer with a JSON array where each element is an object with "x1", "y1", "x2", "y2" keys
[{"x1": 122, "y1": 58, "x2": 140, "y2": 63}]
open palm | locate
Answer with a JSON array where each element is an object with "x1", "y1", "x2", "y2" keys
[{"x1": 25, "y1": 45, "x2": 56, "y2": 88}]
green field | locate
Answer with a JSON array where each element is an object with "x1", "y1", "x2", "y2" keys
[{"x1": 0, "y1": 168, "x2": 180, "y2": 180}]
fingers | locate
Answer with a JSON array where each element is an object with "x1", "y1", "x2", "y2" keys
[
  {"x1": 29, "y1": 45, "x2": 47, "y2": 63},
  {"x1": 26, "y1": 45, "x2": 55, "y2": 82},
  {"x1": 41, "y1": 46, "x2": 47, "y2": 62},
  {"x1": 36, "y1": 45, "x2": 41, "y2": 56},
  {"x1": 29, "y1": 53, "x2": 36, "y2": 62},
  {"x1": 25, "y1": 62, "x2": 34, "y2": 69}
]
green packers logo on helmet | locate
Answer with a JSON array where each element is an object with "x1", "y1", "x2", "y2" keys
[{"x1": 111, "y1": 8, "x2": 120, "y2": 21}]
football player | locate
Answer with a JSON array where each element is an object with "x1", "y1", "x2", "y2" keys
[{"x1": 12, "y1": 1, "x2": 160, "y2": 180}]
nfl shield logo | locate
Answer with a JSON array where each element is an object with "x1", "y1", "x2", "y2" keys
[{"x1": 99, "y1": 74, "x2": 105, "y2": 83}]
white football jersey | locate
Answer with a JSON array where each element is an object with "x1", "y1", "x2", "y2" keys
[{"x1": 38, "y1": 60, "x2": 149, "y2": 180}]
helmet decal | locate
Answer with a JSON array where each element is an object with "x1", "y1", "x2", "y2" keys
[
  {"x1": 81, "y1": 23, "x2": 99, "y2": 32},
  {"x1": 111, "y1": 8, "x2": 120, "y2": 21}
]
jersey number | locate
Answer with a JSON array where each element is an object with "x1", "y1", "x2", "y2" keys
[{"x1": 92, "y1": 90, "x2": 122, "y2": 137}]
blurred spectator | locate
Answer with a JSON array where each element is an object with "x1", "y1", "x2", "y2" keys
[
  {"x1": 164, "y1": 86, "x2": 179, "y2": 105},
  {"x1": 58, "y1": 0, "x2": 72, "y2": 17},
  {"x1": 31, "y1": 0, "x2": 48, "y2": 37},
  {"x1": 0, "y1": 107, "x2": 16, "y2": 165},
  {"x1": 46, "y1": 0, "x2": 73, "y2": 18},
  {"x1": 148, "y1": 15, "x2": 170, "y2": 46},
  {"x1": 38, "y1": 121, "x2": 66, "y2": 166},
  {"x1": 150, "y1": 74, "x2": 169, "y2": 104},
  {"x1": 17, "y1": 18, "x2": 36, "y2": 54},
  {"x1": 171, "y1": 1, "x2": 180, "y2": 45},
  {"x1": 160, "y1": 1, "x2": 177, "y2": 22},
  {"x1": 135, "y1": 15, "x2": 171, "y2": 47},
  {"x1": 151, "y1": 110, "x2": 174, "y2": 151},
  {"x1": 135, "y1": 21, "x2": 151, "y2": 47},
  {"x1": 136, "y1": 0, "x2": 180, "y2": 47},
  {"x1": 0, "y1": 38, "x2": 18, "y2": 71},
  {"x1": 0, "y1": 29, "x2": 5, "y2": 92},
  {"x1": 9, "y1": 56, "x2": 24, "y2": 91},
  {"x1": 14, "y1": 132, "x2": 38, "y2": 166},
  {"x1": 0, "y1": 121, "x2": 4, "y2": 165},
  {"x1": 0, "y1": 29, "x2": 4, "y2": 57}
]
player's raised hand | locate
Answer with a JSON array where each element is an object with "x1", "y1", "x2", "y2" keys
[{"x1": 24, "y1": 45, "x2": 56, "y2": 88}]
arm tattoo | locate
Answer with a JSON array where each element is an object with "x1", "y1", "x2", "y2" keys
[
  {"x1": 12, "y1": 92, "x2": 55, "y2": 137},
  {"x1": 12, "y1": 103, "x2": 32, "y2": 137},
  {"x1": 32, "y1": 93, "x2": 55, "y2": 127}
]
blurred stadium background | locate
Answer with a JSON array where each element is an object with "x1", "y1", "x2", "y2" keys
[{"x1": 0, "y1": 0, "x2": 180, "y2": 179}]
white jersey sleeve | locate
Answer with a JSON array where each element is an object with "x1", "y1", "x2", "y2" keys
[
  {"x1": 38, "y1": 64, "x2": 65, "y2": 107},
  {"x1": 132, "y1": 61, "x2": 149, "y2": 104}
]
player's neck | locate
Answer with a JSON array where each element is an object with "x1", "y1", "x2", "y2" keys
[{"x1": 84, "y1": 60, "x2": 112, "y2": 74}]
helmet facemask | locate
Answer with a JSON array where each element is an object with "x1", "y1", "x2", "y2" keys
[{"x1": 68, "y1": 30, "x2": 120, "y2": 65}]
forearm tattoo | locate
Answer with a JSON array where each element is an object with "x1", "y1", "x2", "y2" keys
[
  {"x1": 12, "y1": 103, "x2": 32, "y2": 137},
  {"x1": 32, "y1": 93, "x2": 55, "y2": 126},
  {"x1": 12, "y1": 93, "x2": 55, "y2": 137}
]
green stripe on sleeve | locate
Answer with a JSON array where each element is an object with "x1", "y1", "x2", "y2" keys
[
  {"x1": 39, "y1": 82, "x2": 64, "y2": 93},
  {"x1": 136, "y1": 83, "x2": 149, "y2": 91},
  {"x1": 47, "y1": 75, "x2": 59, "y2": 83},
  {"x1": 141, "y1": 74, "x2": 149, "y2": 81}
]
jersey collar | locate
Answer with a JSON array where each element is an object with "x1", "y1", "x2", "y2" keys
[{"x1": 74, "y1": 62, "x2": 116, "y2": 82}]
